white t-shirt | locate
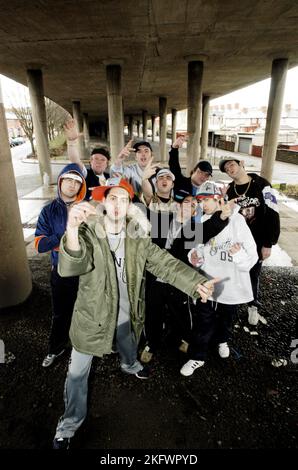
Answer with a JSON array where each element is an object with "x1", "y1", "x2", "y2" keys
[{"x1": 106, "y1": 231, "x2": 130, "y2": 325}]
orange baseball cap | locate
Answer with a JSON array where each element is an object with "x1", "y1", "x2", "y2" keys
[{"x1": 91, "y1": 177, "x2": 135, "y2": 201}]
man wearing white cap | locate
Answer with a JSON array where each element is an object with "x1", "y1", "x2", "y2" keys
[
  {"x1": 141, "y1": 159, "x2": 176, "y2": 212},
  {"x1": 35, "y1": 164, "x2": 86, "y2": 368}
]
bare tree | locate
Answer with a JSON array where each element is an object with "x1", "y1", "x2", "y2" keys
[
  {"x1": 10, "y1": 105, "x2": 35, "y2": 155},
  {"x1": 7, "y1": 82, "x2": 70, "y2": 160},
  {"x1": 45, "y1": 98, "x2": 69, "y2": 141}
]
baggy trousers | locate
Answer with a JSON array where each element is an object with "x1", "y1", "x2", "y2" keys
[{"x1": 55, "y1": 319, "x2": 143, "y2": 438}]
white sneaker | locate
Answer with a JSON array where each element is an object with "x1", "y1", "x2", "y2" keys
[
  {"x1": 42, "y1": 349, "x2": 65, "y2": 368},
  {"x1": 248, "y1": 306, "x2": 259, "y2": 326},
  {"x1": 180, "y1": 360, "x2": 205, "y2": 376},
  {"x1": 218, "y1": 342, "x2": 230, "y2": 358}
]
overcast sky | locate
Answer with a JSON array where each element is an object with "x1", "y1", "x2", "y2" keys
[
  {"x1": 1, "y1": 65, "x2": 298, "y2": 109},
  {"x1": 211, "y1": 65, "x2": 298, "y2": 108}
]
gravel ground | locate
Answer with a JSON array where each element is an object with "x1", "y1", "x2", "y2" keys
[{"x1": 0, "y1": 256, "x2": 297, "y2": 451}]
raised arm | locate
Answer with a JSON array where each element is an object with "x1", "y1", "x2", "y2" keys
[
  {"x1": 64, "y1": 119, "x2": 86, "y2": 174},
  {"x1": 145, "y1": 239, "x2": 219, "y2": 302},
  {"x1": 141, "y1": 158, "x2": 161, "y2": 205},
  {"x1": 110, "y1": 139, "x2": 134, "y2": 173},
  {"x1": 58, "y1": 202, "x2": 97, "y2": 278},
  {"x1": 169, "y1": 135, "x2": 188, "y2": 183},
  {"x1": 64, "y1": 202, "x2": 96, "y2": 251}
]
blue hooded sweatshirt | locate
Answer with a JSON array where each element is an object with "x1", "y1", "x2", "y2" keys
[{"x1": 35, "y1": 163, "x2": 86, "y2": 267}]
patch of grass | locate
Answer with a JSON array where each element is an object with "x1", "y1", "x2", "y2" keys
[{"x1": 274, "y1": 183, "x2": 298, "y2": 200}]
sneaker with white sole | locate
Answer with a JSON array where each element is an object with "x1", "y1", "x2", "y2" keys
[
  {"x1": 42, "y1": 349, "x2": 65, "y2": 368},
  {"x1": 248, "y1": 306, "x2": 259, "y2": 326},
  {"x1": 135, "y1": 365, "x2": 151, "y2": 379},
  {"x1": 53, "y1": 437, "x2": 71, "y2": 449},
  {"x1": 218, "y1": 342, "x2": 230, "y2": 358},
  {"x1": 180, "y1": 360, "x2": 205, "y2": 376}
]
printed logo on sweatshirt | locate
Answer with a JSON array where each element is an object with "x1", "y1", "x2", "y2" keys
[{"x1": 236, "y1": 196, "x2": 260, "y2": 222}]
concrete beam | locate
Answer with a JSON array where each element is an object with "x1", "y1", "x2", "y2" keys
[
  {"x1": 106, "y1": 64, "x2": 124, "y2": 160},
  {"x1": 142, "y1": 109, "x2": 148, "y2": 140},
  {"x1": 72, "y1": 100, "x2": 86, "y2": 158},
  {"x1": 27, "y1": 69, "x2": 52, "y2": 185},
  {"x1": 159, "y1": 97, "x2": 167, "y2": 162},
  {"x1": 201, "y1": 96, "x2": 210, "y2": 160},
  {"x1": 261, "y1": 58, "x2": 289, "y2": 182},
  {"x1": 128, "y1": 115, "x2": 133, "y2": 139},
  {"x1": 0, "y1": 82, "x2": 32, "y2": 308},
  {"x1": 171, "y1": 108, "x2": 177, "y2": 144},
  {"x1": 151, "y1": 115, "x2": 156, "y2": 142},
  {"x1": 186, "y1": 61, "x2": 204, "y2": 174}
]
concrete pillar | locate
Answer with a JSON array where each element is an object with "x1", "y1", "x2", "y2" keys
[
  {"x1": 105, "y1": 118, "x2": 109, "y2": 142},
  {"x1": 201, "y1": 95, "x2": 210, "y2": 160},
  {"x1": 142, "y1": 109, "x2": 148, "y2": 140},
  {"x1": 0, "y1": 82, "x2": 32, "y2": 308},
  {"x1": 137, "y1": 120, "x2": 140, "y2": 137},
  {"x1": 159, "y1": 97, "x2": 167, "y2": 162},
  {"x1": 26, "y1": 69, "x2": 52, "y2": 185},
  {"x1": 128, "y1": 115, "x2": 134, "y2": 139},
  {"x1": 171, "y1": 108, "x2": 177, "y2": 144},
  {"x1": 83, "y1": 112, "x2": 90, "y2": 149},
  {"x1": 106, "y1": 64, "x2": 124, "y2": 160},
  {"x1": 261, "y1": 58, "x2": 289, "y2": 182},
  {"x1": 186, "y1": 61, "x2": 204, "y2": 175},
  {"x1": 151, "y1": 115, "x2": 156, "y2": 142},
  {"x1": 72, "y1": 101, "x2": 86, "y2": 158}
]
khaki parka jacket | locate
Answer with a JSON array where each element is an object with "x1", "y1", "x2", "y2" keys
[{"x1": 58, "y1": 207, "x2": 207, "y2": 357}]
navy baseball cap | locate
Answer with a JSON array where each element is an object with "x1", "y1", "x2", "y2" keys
[
  {"x1": 193, "y1": 160, "x2": 212, "y2": 175},
  {"x1": 133, "y1": 141, "x2": 153, "y2": 152}
]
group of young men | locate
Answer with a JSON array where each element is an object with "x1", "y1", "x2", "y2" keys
[{"x1": 34, "y1": 119, "x2": 280, "y2": 448}]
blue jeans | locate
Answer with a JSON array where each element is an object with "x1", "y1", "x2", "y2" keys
[{"x1": 55, "y1": 320, "x2": 143, "y2": 439}]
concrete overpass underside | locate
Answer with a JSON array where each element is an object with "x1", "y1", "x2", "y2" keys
[{"x1": 1, "y1": 0, "x2": 298, "y2": 120}]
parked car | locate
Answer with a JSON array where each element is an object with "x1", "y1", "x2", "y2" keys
[{"x1": 10, "y1": 136, "x2": 26, "y2": 146}]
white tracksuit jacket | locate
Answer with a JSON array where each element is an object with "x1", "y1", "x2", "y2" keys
[{"x1": 188, "y1": 206, "x2": 258, "y2": 305}]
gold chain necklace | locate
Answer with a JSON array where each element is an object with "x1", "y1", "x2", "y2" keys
[{"x1": 234, "y1": 177, "x2": 252, "y2": 197}]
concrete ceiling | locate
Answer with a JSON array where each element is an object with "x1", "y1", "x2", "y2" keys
[{"x1": 1, "y1": 0, "x2": 298, "y2": 120}]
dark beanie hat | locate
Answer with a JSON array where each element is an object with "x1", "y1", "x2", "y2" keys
[
  {"x1": 91, "y1": 147, "x2": 111, "y2": 160},
  {"x1": 193, "y1": 160, "x2": 212, "y2": 175},
  {"x1": 133, "y1": 141, "x2": 153, "y2": 152}
]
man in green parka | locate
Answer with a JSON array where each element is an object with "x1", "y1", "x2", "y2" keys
[{"x1": 53, "y1": 177, "x2": 223, "y2": 449}]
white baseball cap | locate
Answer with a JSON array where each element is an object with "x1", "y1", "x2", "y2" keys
[
  {"x1": 156, "y1": 168, "x2": 175, "y2": 181},
  {"x1": 61, "y1": 172, "x2": 83, "y2": 184},
  {"x1": 196, "y1": 181, "x2": 222, "y2": 199}
]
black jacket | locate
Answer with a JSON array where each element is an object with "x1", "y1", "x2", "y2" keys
[
  {"x1": 226, "y1": 173, "x2": 280, "y2": 252},
  {"x1": 169, "y1": 147, "x2": 193, "y2": 193},
  {"x1": 85, "y1": 168, "x2": 110, "y2": 200}
]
